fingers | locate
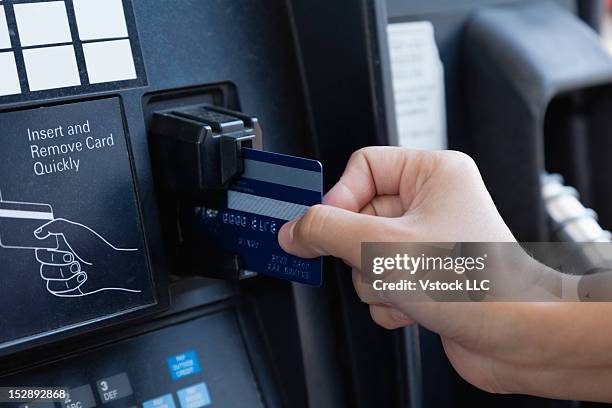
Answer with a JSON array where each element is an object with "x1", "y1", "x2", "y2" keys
[
  {"x1": 40, "y1": 260, "x2": 86, "y2": 294},
  {"x1": 278, "y1": 204, "x2": 399, "y2": 267},
  {"x1": 35, "y1": 234, "x2": 88, "y2": 295},
  {"x1": 353, "y1": 269, "x2": 416, "y2": 330},
  {"x1": 35, "y1": 219, "x2": 92, "y2": 265},
  {"x1": 323, "y1": 147, "x2": 434, "y2": 212},
  {"x1": 352, "y1": 268, "x2": 387, "y2": 304},
  {"x1": 35, "y1": 248, "x2": 74, "y2": 266},
  {"x1": 46, "y1": 271, "x2": 87, "y2": 294},
  {"x1": 37, "y1": 247, "x2": 85, "y2": 293},
  {"x1": 40, "y1": 262, "x2": 81, "y2": 280},
  {"x1": 359, "y1": 195, "x2": 406, "y2": 217},
  {"x1": 34, "y1": 218, "x2": 73, "y2": 240},
  {"x1": 369, "y1": 305, "x2": 416, "y2": 330}
]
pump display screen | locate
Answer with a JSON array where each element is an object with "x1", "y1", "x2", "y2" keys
[{"x1": 0, "y1": 98, "x2": 156, "y2": 349}]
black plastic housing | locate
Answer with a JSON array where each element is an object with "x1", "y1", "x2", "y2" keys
[
  {"x1": 464, "y1": 1, "x2": 612, "y2": 240},
  {"x1": 149, "y1": 105, "x2": 262, "y2": 197}
]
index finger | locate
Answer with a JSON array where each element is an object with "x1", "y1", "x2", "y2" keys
[{"x1": 323, "y1": 147, "x2": 434, "y2": 212}]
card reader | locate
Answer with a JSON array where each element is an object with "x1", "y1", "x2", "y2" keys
[
  {"x1": 149, "y1": 105, "x2": 323, "y2": 285},
  {"x1": 149, "y1": 105, "x2": 262, "y2": 197}
]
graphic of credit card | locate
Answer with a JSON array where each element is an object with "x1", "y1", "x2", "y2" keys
[
  {"x1": 193, "y1": 148, "x2": 323, "y2": 286},
  {"x1": 0, "y1": 201, "x2": 58, "y2": 250}
]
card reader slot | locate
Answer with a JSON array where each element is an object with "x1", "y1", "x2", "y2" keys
[
  {"x1": 150, "y1": 105, "x2": 262, "y2": 194},
  {"x1": 149, "y1": 105, "x2": 263, "y2": 282}
]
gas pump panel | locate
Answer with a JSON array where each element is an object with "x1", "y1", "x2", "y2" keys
[
  {"x1": 0, "y1": 312, "x2": 263, "y2": 408},
  {"x1": 0, "y1": 0, "x2": 318, "y2": 407},
  {"x1": 0, "y1": 98, "x2": 156, "y2": 351},
  {"x1": 0, "y1": 0, "x2": 164, "y2": 356}
]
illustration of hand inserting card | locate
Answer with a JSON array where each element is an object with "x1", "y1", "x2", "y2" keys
[{"x1": 0, "y1": 192, "x2": 142, "y2": 298}]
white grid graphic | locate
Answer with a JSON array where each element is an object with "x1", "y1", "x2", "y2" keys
[
  {"x1": 0, "y1": 5, "x2": 20, "y2": 96},
  {"x1": 0, "y1": 51, "x2": 20, "y2": 96},
  {"x1": 15, "y1": 2, "x2": 73, "y2": 47},
  {"x1": 0, "y1": 6, "x2": 12, "y2": 49},
  {"x1": 0, "y1": 0, "x2": 140, "y2": 97},
  {"x1": 73, "y1": 0, "x2": 128, "y2": 40},
  {"x1": 23, "y1": 44, "x2": 80, "y2": 91},
  {"x1": 83, "y1": 39, "x2": 135, "y2": 84}
]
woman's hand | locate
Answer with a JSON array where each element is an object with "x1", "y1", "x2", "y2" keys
[{"x1": 278, "y1": 147, "x2": 612, "y2": 402}]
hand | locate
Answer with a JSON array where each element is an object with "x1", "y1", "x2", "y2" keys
[
  {"x1": 34, "y1": 218, "x2": 141, "y2": 297},
  {"x1": 278, "y1": 147, "x2": 612, "y2": 402}
]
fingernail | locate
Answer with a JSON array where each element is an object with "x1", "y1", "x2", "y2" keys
[
  {"x1": 287, "y1": 222, "x2": 295, "y2": 242},
  {"x1": 77, "y1": 273, "x2": 86, "y2": 283},
  {"x1": 371, "y1": 302, "x2": 394, "y2": 308},
  {"x1": 63, "y1": 253, "x2": 73, "y2": 263},
  {"x1": 70, "y1": 263, "x2": 80, "y2": 273},
  {"x1": 390, "y1": 308, "x2": 411, "y2": 322},
  {"x1": 323, "y1": 184, "x2": 340, "y2": 205},
  {"x1": 34, "y1": 228, "x2": 42, "y2": 237}
]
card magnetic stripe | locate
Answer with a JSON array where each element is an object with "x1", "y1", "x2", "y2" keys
[
  {"x1": 0, "y1": 201, "x2": 54, "y2": 220},
  {"x1": 228, "y1": 191, "x2": 309, "y2": 221},
  {"x1": 230, "y1": 178, "x2": 320, "y2": 208}
]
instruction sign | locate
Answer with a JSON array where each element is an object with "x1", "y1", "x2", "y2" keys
[{"x1": 0, "y1": 97, "x2": 155, "y2": 346}]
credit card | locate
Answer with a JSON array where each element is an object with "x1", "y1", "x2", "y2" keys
[
  {"x1": 0, "y1": 200, "x2": 58, "y2": 250},
  {"x1": 192, "y1": 148, "x2": 323, "y2": 286}
]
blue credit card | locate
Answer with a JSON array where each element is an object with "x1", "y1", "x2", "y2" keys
[{"x1": 192, "y1": 148, "x2": 323, "y2": 286}]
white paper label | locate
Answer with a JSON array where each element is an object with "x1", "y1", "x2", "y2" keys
[{"x1": 387, "y1": 21, "x2": 447, "y2": 150}]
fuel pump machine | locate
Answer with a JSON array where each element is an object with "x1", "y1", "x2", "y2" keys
[{"x1": 1, "y1": 1, "x2": 611, "y2": 408}]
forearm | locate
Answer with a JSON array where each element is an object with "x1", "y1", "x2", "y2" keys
[{"x1": 498, "y1": 302, "x2": 612, "y2": 402}]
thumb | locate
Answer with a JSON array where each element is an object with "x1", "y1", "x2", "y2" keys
[
  {"x1": 278, "y1": 204, "x2": 398, "y2": 268},
  {"x1": 34, "y1": 218, "x2": 72, "y2": 240}
]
